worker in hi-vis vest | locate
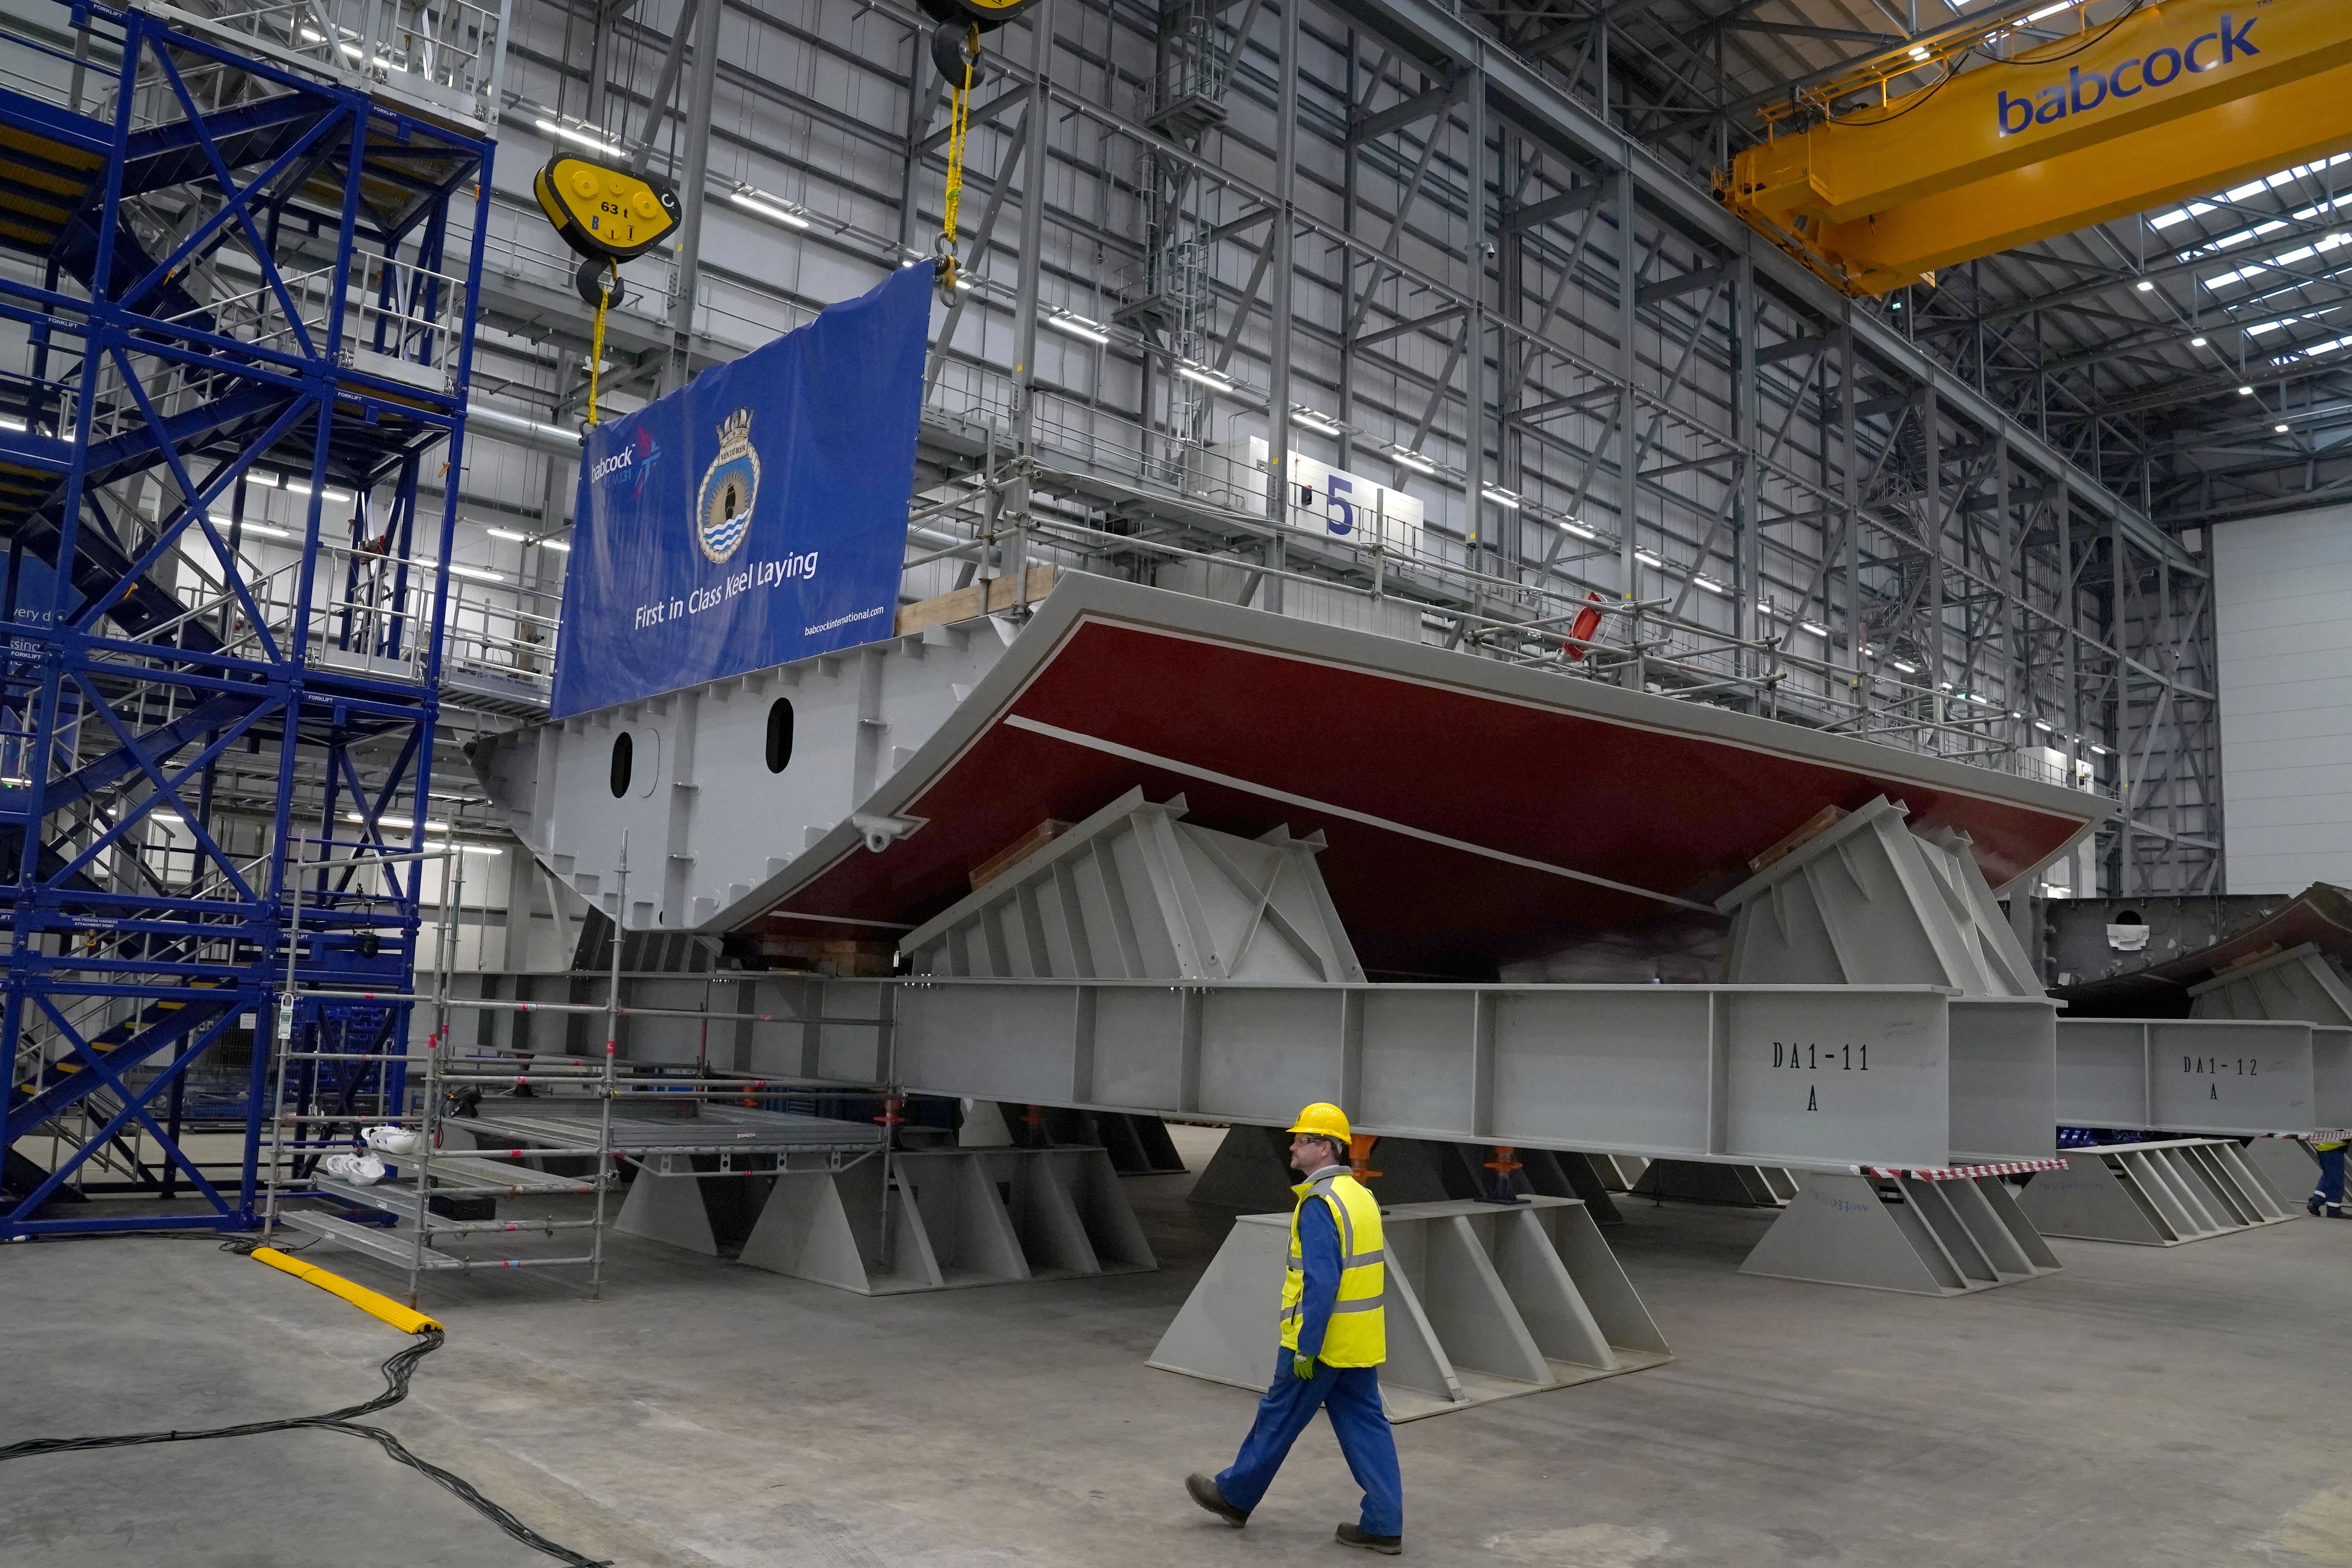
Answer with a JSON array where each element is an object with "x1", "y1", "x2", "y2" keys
[
  {"x1": 1186, "y1": 1102, "x2": 1404, "y2": 1555},
  {"x1": 2312, "y1": 1137, "x2": 2347, "y2": 1219}
]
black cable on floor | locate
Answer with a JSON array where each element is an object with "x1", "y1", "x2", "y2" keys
[{"x1": 0, "y1": 1324, "x2": 609, "y2": 1567}]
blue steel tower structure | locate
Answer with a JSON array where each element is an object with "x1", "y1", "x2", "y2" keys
[{"x1": 0, "y1": 0, "x2": 495, "y2": 1235}]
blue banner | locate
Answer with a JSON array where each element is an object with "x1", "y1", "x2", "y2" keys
[{"x1": 551, "y1": 265, "x2": 928, "y2": 719}]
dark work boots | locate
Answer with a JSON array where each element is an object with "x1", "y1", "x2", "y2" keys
[
  {"x1": 1337, "y1": 1522, "x2": 1404, "y2": 1555},
  {"x1": 1185, "y1": 1474, "x2": 1249, "y2": 1527}
]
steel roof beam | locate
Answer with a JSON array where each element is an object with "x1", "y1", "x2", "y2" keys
[{"x1": 1315, "y1": 0, "x2": 2193, "y2": 572}]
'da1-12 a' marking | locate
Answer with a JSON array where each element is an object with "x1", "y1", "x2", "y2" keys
[
  {"x1": 1771, "y1": 1041, "x2": 1866, "y2": 1112},
  {"x1": 2184, "y1": 1055, "x2": 2259, "y2": 1100}
]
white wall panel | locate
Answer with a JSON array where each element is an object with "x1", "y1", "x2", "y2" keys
[{"x1": 2217, "y1": 503, "x2": 2352, "y2": 892}]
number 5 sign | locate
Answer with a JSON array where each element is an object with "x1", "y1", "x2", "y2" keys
[{"x1": 1245, "y1": 438, "x2": 1423, "y2": 558}]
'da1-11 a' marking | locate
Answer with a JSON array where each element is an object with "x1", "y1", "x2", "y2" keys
[
  {"x1": 1772, "y1": 1042, "x2": 1867, "y2": 1070},
  {"x1": 1771, "y1": 1041, "x2": 1866, "y2": 1112}
]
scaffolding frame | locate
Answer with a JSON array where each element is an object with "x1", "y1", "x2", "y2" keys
[{"x1": 1, "y1": 0, "x2": 492, "y2": 1237}]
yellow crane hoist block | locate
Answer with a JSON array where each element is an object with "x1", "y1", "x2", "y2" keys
[
  {"x1": 1719, "y1": 0, "x2": 2352, "y2": 296},
  {"x1": 533, "y1": 155, "x2": 680, "y2": 266}
]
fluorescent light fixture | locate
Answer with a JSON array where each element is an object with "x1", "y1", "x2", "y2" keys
[
  {"x1": 535, "y1": 117, "x2": 623, "y2": 157},
  {"x1": 1176, "y1": 363, "x2": 1234, "y2": 391},
  {"x1": 1389, "y1": 449, "x2": 1436, "y2": 475},
  {"x1": 458, "y1": 844, "x2": 505, "y2": 855},
  {"x1": 238, "y1": 523, "x2": 292, "y2": 540},
  {"x1": 1290, "y1": 405, "x2": 1343, "y2": 436},
  {"x1": 345, "y1": 813, "x2": 453, "y2": 831},
  {"x1": 2190, "y1": 337, "x2": 2208, "y2": 347},
  {"x1": 2135, "y1": 279, "x2": 2155, "y2": 292},
  {"x1": 1043, "y1": 312, "x2": 1110, "y2": 345},
  {"x1": 2032, "y1": 719, "x2": 2054, "y2": 732},
  {"x1": 1480, "y1": 487, "x2": 1522, "y2": 509},
  {"x1": 2276, "y1": 423, "x2": 2292, "y2": 433},
  {"x1": 246, "y1": 471, "x2": 279, "y2": 488},
  {"x1": 1691, "y1": 575, "x2": 1726, "y2": 594},
  {"x1": 1891, "y1": 659, "x2": 1919, "y2": 674},
  {"x1": 281, "y1": 478, "x2": 309, "y2": 496},
  {"x1": 729, "y1": 188, "x2": 810, "y2": 229},
  {"x1": 1557, "y1": 519, "x2": 1595, "y2": 540},
  {"x1": 1634, "y1": 548, "x2": 1664, "y2": 568},
  {"x1": 150, "y1": 812, "x2": 186, "y2": 826},
  {"x1": 446, "y1": 564, "x2": 504, "y2": 582},
  {"x1": 1800, "y1": 621, "x2": 1829, "y2": 636},
  {"x1": 0, "y1": 415, "x2": 24, "y2": 432},
  {"x1": 1907, "y1": 45, "x2": 1930, "y2": 61},
  {"x1": 538, "y1": 538, "x2": 572, "y2": 552},
  {"x1": 2240, "y1": 385, "x2": 2256, "y2": 394},
  {"x1": 2089, "y1": 744, "x2": 2109, "y2": 756},
  {"x1": 484, "y1": 527, "x2": 530, "y2": 542}
]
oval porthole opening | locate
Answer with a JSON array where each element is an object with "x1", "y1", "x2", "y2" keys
[
  {"x1": 609, "y1": 730, "x2": 634, "y2": 798},
  {"x1": 765, "y1": 698, "x2": 795, "y2": 774}
]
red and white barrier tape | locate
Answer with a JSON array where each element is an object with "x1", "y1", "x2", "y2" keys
[{"x1": 1855, "y1": 1157, "x2": 2067, "y2": 1182}]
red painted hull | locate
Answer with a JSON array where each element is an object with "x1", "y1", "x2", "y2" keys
[{"x1": 750, "y1": 580, "x2": 2105, "y2": 976}]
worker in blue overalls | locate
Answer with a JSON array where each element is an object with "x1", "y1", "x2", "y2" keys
[
  {"x1": 2311, "y1": 1137, "x2": 2347, "y2": 1218},
  {"x1": 1186, "y1": 1103, "x2": 1404, "y2": 1555}
]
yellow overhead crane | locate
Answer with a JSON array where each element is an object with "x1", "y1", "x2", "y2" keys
[{"x1": 1718, "y1": 0, "x2": 2352, "y2": 296}]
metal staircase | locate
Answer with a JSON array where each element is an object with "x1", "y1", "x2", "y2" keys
[{"x1": 0, "y1": 0, "x2": 495, "y2": 1236}]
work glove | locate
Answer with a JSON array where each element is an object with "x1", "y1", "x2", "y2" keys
[{"x1": 1291, "y1": 1353, "x2": 1317, "y2": 1380}]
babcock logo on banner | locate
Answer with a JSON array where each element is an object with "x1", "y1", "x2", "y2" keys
[{"x1": 550, "y1": 264, "x2": 928, "y2": 719}]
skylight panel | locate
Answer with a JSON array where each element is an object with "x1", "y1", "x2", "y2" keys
[
  {"x1": 2204, "y1": 231, "x2": 2352, "y2": 291},
  {"x1": 2149, "y1": 155, "x2": 2352, "y2": 232}
]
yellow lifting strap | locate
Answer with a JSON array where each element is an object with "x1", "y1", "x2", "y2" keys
[
  {"x1": 937, "y1": 25, "x2": 981, "y2": 294},
  {"x1": 586, "y1": 260, "x2": 617, "y2": 427}
]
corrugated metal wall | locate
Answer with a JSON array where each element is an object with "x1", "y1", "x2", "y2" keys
[{"x1": 2215, "y1": 502, "x2": 2352, "y2": 891}]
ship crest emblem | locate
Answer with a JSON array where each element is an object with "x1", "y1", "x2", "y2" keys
[{"x1": 696, "y1": 408, "x2": 760, "y2": 564}]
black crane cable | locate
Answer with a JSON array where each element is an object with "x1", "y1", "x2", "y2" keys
[
  {"x1": 0, "y1": 1242, "x2": 610, "y2": 1568},
  {"x1": 1819, "y1": 0, "x2": 2156, "y2": 132}
]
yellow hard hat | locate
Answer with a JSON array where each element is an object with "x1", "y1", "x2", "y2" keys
[{"x1": 1288, "y1": 1102, "x2": 1351, "y2": 1142}]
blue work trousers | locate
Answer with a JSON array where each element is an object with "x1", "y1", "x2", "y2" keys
[
  {"x1": 1215, "y1": 1347, "x2": 1402, "y2": 1538},
  {"x1": 2316, "y1": 1145, "x2": 2347, "y2": 1207}
]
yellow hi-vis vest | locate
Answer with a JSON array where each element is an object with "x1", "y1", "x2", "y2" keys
[{"x1": 1280, "y1": 1170, "x2": 1385, "y2": 1367}]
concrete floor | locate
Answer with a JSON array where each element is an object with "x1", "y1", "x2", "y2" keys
[{"x1": 5, "y1": 1130, "x2": 2349, "y2": 1568}]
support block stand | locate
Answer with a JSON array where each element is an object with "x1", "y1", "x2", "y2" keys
[
  {"x1": 2017, "y1": 1139, "x2": 2294, "y2": 1245},
  {"x1": 1150, "y1": 1196, "x2": 1670, "y2": 1421},
  {"x1": 1633, "y1": 1160, "x2": 1797, "y2": 1207},
  {"x1": 737, "y1": 1145, "x2": 1155, "y2": 1293},
  {"x1": 2238, "y1": 1136, "x2": 2323, "y2": 1209},
  {"x1": 1741, "y1": 1170, "x2": 2060, "y2": 1295}
]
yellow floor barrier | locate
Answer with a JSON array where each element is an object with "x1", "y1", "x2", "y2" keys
[{"x1": 249, "y1": 1245, "x2": 442, "y2": 1335}]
